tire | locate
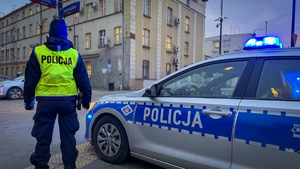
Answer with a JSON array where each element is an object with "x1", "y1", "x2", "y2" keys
[
  {"x1": 6, "y1": 87, "x2": 22, "y2": 100},
  {"x1": 92, "y1": 115, "x2": 130, "y2": 164}
]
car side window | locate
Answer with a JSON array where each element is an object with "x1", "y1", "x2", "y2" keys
[
  {"x1": 158, "y1": 61, "x2": 248, "y2": 98},
  {"x1": 256, "y1": 59, "x2": 300, "y2": 100}
]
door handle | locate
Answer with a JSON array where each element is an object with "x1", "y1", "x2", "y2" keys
[{"x1": 202, "y1": 108, "x2": 232, "y2": 117}]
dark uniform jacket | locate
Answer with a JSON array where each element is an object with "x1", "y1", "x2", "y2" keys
[{"x1": 24, "y1": 36, "x2": 91, "y2": 109}]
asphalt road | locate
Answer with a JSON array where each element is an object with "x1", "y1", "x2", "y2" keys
[{"x1": 0, "y1": 89, "x2": 162, "y2": 169}]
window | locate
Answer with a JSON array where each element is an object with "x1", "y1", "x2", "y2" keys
[
  {"x1": 74, "y1": 35, "x2": 79, "y2": 50},
  {"x1": 159, "y1": 61, "x2": 248, "y2": 97},
  {"x1": 44, "y1": 19, "x2": 48, "y2": 32},
  {"x1": 17, "y1": 15, "x2": 20, "y2": 21},
  {"x1": 186, "y1": 0, "x2": 190, "y2": 6},
  {"x1": 114, "y1": 27, "x2": 122, "y2": 45},
  {"x1": 114, "y1": 0, "x2": 122, "y2": 12},
  {"x1": 99, "y1": 30, "x2": 106, "y2": 47},
  {"x1": 6, "y1": 31, "x2": 10, "y2": 43},
  {"x1": 143, "y1": 29, "x2": 150, "y2": 47},
  {"x1": 36, "y1": 5, "x2": 40, "y2": 13},
  {"x1": 1, "y1": 33, "x2": 3, "y2": 44},
  {"x1": 166, "y1": 63, "x2": 171, "y2": 75},
  {"x1": 85, "y1": 61, "x2": 92, "y2": 78},
  {"x1": 17, "y1": 29, "x2": 20, "y2": 40},
  {"x1": 185, "y1": 17, "x2": 190, "y2": 33},
  {"x1": 214, "y1": 41, "x2": 219, "y2": 48},
  {"x1": 17, "y1": 48, "x2": 20, "y2": 59},
  {"x1": 144, "y1": 0, "x2": 151, "y2": 17},
  {"x1": 23, "y1": 47, "x2": 26, "y2": 58},
  {"x1": 167, "y1": 7, "x2": 173, "y2": 26},
  {"x1": 22, "y1": 11, "x2": 25, "y2": 18},
  {"x1": 223, "y1": 40, "x2": 230, "y2": 47},
  {"x1": 29, "y1": 24, "x2": 33, "y2": 36},
  {"x1": 29, "y1": 9, "x2": 32, "y2": 16},
  {"x1": 86, "y1": 3, "x2": 92, "y2": 21},
  {"x1": 184, "y1": 42, "x2": 189, "y2": 56},
  {"x1": 10, "y1": 48, "x2": 14, "y2": 61},
  {"x1": 36, "y1": 22, "x2": 40, "y2": 35},
  {"x1": 23, "y1": 26, "x2": 26, "y2": 38},
  {"x1": 99, "y1": 0, "x2": 106, "y2": 17},
  {"x1": 74, "y1": 13, "x2": 79, "y2": 24},
  {"x1": 256, "y1": 59, "x2": 300, "y2": 100},
  {"x1": 85, "y1": 33, "x2": 91, "y2": 49},
  {"x1": 143, "y1": 60, "x2": 150, "y2": 79},
  {"x1": 6, "y1": 49, "x2": 9, "y2": 61},
  {"x1": 166, "y1": 36, "x2": 172, "y2": 52},
  {"x1": 1, "y1": 51, "x2": 4, "y2": 61},
  {"x1": 11, "y1": 29, "x2": 15, "y2": 42}
]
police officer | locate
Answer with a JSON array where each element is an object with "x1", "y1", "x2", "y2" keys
[{"x1": 24, "y1": 19, "x2": 91, "y2": 169}]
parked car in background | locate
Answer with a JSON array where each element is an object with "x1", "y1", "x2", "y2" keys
[
  {"x1": 0, "y1": 76, "x2": 25, "y2": 100},
  {"x1": 0, "y1": 74, "x2": 13, "y2": 82},
  {"x1": 85, "y1": 37, "x2": 300, "y2": 169}
]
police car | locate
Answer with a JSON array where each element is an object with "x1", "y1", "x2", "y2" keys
[{"x1": 85, "y1": 37, "x2": 300, "y2": 169}]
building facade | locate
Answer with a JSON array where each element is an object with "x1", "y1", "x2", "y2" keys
[
  {"x1": 203, "y1": 33, "x2": 254, "y2": 59},
  {"x1": 0, "y1": 0, "x2": 206, "y2": 90}
]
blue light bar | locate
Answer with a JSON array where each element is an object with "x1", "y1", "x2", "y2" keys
[{"x1": 243, "y1": 36, "x2": 283, "y2": 50}]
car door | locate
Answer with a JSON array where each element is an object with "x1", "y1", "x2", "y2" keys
[
  {"x1": 131, "y1": 59, "x2": 253, "y2": 168},
  {"x1": 232, "y1": 57, "x2": 300, "y2": 169}
]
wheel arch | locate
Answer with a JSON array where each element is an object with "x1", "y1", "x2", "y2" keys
[
  {"x1": 6, "y1": 86, "x2": 24, "y2": 98},
  {"x1": 90, "y1": 108, "x2": 132, "y2": 147}
]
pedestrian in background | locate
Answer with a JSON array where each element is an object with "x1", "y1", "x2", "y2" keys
[{"x1": 24, "y1": 19, "x2": 91, "y2": 169}]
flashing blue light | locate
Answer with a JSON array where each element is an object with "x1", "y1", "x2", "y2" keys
[
  {"x1": 87, "y1": 114, "x2": 93, "y2": 119},
  {"x1": 244, "y1": 36, "x2": 282, "y2": 50}
]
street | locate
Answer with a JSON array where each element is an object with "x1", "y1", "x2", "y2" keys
[{"x1": 0, "y1": 89, "x2": 162, "y2": 169}]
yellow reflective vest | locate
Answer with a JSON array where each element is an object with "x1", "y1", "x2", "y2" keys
[{"x1": 35, "y1": 45, "x2": 78, "y2": 96}]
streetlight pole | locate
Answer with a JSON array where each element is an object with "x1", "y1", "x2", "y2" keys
[
  {"x1": 215, "y1": 0, "x2": 226, "y2": 55},
  {"x1": 291, "y1": 0, "x2": 296, "y2": 47},
  {"x1": 219, "y1": 0, "x2": 223, "y2": 55}
]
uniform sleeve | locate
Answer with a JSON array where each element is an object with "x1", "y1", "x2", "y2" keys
[
  {"x1": 24, "y1": 49, "x2": 41, "y2": 109},
  {"x1": 74, "y1": 53, "x2": 92, "y2": 109}
]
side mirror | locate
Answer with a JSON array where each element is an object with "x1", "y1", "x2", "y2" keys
[{"x1": 144, "y1": 84, "x2": 158, "y2": 97}]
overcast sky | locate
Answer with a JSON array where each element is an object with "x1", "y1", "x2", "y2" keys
[
  {"x1": 1, "y1": 0, "x2": 300, "y2": 47},
  {"x1": 205, "y1": 0, "x2": 300, "y2": 47}
]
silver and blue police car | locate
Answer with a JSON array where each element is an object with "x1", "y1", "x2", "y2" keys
[{"x1": 85, "y1": 37, "x2": 300, "y2": 169}]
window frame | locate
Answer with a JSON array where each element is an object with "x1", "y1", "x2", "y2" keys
[
  {"x1": 114, "y1": 0, "x2": 122, "y2": 12},
  {"x1": 114, "y1": 26, "x2": 122, "y2": 45},
  {"x1": 99, "y1": 0, "x2": 106, "y2": 17},
  {"x1": 167, "y1": 7, "x2": 173, "y2": 26},
  {"x1": 144, "y1": 0, "x2": 151, "y2": 17},
  {"x1": 143, "y1": 60, "x2": 150, "y2": 79},
  {"x1": 85, "y1": 33, "x2": 91, "y2": 49},
  {"x1": 185, "y1": 16, "x2": 190, "y2": 33},
  {"x1": 184, "y1": 42, "x2": 189, "y2": 56},
  {"x1": 143, "y1": 29, "x2": 150, "y2": 47},
  {"x1": 166, "y1": 36, "x2": 172, "y2": 52},
  {"x1": 99, "y1": 30, "x2": 106, "y2": 47}
]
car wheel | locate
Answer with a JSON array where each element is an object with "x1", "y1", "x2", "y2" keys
[
  {"x1": 7, "y1": 87, "x2": 22, "y2": 100},
  {"x1": 92, "y1": 115, "x2": 130, "y2": 164}
]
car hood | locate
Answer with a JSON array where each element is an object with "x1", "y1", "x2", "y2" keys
[
  {"x1": 97, "y1": 89, "x2": 146, "y2": 102},
  {"x1": 0, "y1": 80, "x2": 23, "y2": 85}
]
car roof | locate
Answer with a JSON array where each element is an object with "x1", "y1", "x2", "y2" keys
[{"x1": 210, "y1": 47, "x2": 300, "y2": 61}]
